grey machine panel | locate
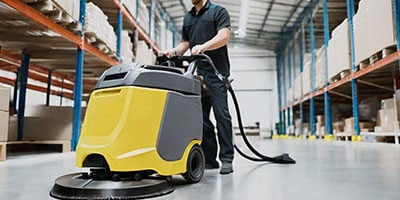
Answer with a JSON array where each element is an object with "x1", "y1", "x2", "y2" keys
[
  {"x1": 156, "y1": 92, "x2": 203, "y2": 161},
  {"x1": 95, "y1": 63, "x2": 201, "y2": 95}
]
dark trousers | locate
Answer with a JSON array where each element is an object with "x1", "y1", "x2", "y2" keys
[{"x1": 198, "y1": 68, "x2": 234, "y2": 164}]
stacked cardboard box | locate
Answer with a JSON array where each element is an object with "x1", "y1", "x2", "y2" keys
[
  {"x1": 333, "y1": 121, "x2": 345, "y2": 133},
  {"x1": 121, "y1": 30, "x2": 134, "y2": 63},
  {"x1": 137, "y1": 0, "x2": 150, "y2": 34},
  {"x1": 85, "y1": 3, "x2": 117, "y2": 53},
  {"x1": 302, "y1": 63, "x2": 311, "y2": 95},
  {"x1": 366, "y1": 0, "x2": 396, "y2": 58},
  {"x1": 315, "y1": 45, "x2": 326, "y2": 89},
  {"x1": 8, "y1": 106, "x2": 73, "y2": 141},
  {"x1": 354, "y1": 0, "x2": 370, "y2": 65},
  {"x1": 166, "y1": 30, "x2": 174, "y2": 50},
  {"x1": 294, "y1": 74, "x2": 302, "y2": 100},
  {"x1": 316, "y1": 115, "x2": 325, "y2": 136},
  {"x1": 376, "y1": 97, "x2": 400, "y2": 132},
  {"x1": 26, "y1": 106, "x2": 73, "y2": 141},
  {"x1": 328, "y1": 19, "x2": 351, "y2": 81},
  {"x1": 0, "y1": 87, "x2": 10, "y2": 142},
  {"x1": 136, "y1": 40, "x2": 155, "y2": 65},
  {"x1": 287, "y1": 87, "x2": 293, "y2": 103},
  {"x1": 354, "y1": 0, "x2": 396, "y2": 65}
]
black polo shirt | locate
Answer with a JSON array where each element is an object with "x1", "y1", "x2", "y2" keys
[{"x1": 182, "y1": 0, "x2": 231, "y2": 76}]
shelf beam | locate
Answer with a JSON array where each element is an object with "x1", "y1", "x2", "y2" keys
[{"x1": 0, "y1": 0, "x2": 118, "y2": 65}]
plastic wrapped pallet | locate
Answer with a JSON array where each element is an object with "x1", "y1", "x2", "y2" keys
[
  {"x1": 121, "y1": 30, "x2": 134, "y2": 63},
  {"x1": 160, "y1": 20, "x2": 167, "y2": 50},
  {"x1": 137, "y1": 0, "x2": 150, "y2": 34},
  {"x1": 315, "y1": 45, "x2": 326, "y2": 89},
  {"x1": 294, "y1": 74, "x2": 302, "y2": 100},
  {"x1": 166, "y1": 30, "x2": 174, "y2": 49},
  {"x1": 136, "y1": 40, "x2": 154, "y2": 65},
  {"x1": 328, "y1": 19, "x2": 351, "y2": 81},
  {"x1": 53, "y1": 0, "x2": 80, "y2": 21},
  {"x1": 354, "y1": 0, "x2": 370, "y2": 65},
  {"x1": 302, "y1": 63, "x2": 311, "y2": 95},
  {"x1": 287, "y1": 87, "x2": 294, "y2": 103},
  {"x1": 365, "y1": 0, "x2": 396, "y2": 57},
  {"x1": 85, "y1": 3, "x2": 117, "y2": 53}
]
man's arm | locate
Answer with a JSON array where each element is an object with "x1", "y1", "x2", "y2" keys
[{"x1": 191, "y1": 28, "x2": 230, "y2": 54}]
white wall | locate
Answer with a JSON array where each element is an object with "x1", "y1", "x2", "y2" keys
[{"x1": 227, "y1": 44, "x2": 278, "y2": 134}]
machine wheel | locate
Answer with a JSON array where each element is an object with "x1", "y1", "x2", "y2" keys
[{"x1": 182, "y1": 145, "x2": 205, "y2": 183}]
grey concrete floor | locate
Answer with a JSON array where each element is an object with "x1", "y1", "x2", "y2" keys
[{"x1": 0, "y1": 137, "x2": 399, "y2": 200}]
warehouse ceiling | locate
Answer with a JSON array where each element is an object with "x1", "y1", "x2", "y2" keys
[{"x1": 159, "y1": 0, "x2": 359, "y2": 53}]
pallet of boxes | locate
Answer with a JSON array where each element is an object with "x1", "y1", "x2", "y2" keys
[
  {"x1": 371, "y1": 93, "x2": 400, "y2": 143},
  {"x1": 354, "y1": 0, "x2": 397, "y2": 69},
  {"x1": 0, "y1": 86, "x2": 10, "y2": 161},
  {"x1": 315, "y1": 115, "x2": 325, "y2": 139}
]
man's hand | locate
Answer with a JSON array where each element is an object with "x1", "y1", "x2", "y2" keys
[
  {"x1": 159, "y1": 49, "x2": 178, "y2": 58},
  {"x1": 191, "y1": 44, "x2": 208, "y2": 54}
]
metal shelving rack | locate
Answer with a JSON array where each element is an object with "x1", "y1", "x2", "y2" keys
[
  {"x1": 278, "y1": 0, "x2": 400, "y2": 143},
  {"x1": 0, "y1": 0, "x2": 179, "y2": 150}
]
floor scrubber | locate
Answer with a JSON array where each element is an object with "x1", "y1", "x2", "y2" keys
[{"x1": 50, "y1": 54, "x2": 295, "y2": 200}]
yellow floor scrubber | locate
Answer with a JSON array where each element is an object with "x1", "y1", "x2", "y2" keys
[
  {"x1": 50, "y1": 54, "x2": 295, "y2": 200},
  {"x1": 50, "y1": 56, "x2": 205, "y2": 199}
]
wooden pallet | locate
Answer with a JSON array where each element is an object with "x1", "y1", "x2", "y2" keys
[
  {"x1": 358, "y1": 45, "x2": 397, "y2": 69},
  {"x1": 0, "y1": 142, "x2": 5, "y2": 161},
  {"x1": 334, "y1": 132, "x2": 352, "y2": 141},
  {"x1": 1, "y1": 140, "x2": 71, "y2": 161},
  {"x1": 329, "y1": 69, "x2": 351, "y2": 83},
  {"x1": 26, "y1": 0, "x2": 80, "y2": 31}
]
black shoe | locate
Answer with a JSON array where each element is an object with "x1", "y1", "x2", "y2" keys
[{"x1": 219, "y1": 162, "x2": 233, "y2": 174}]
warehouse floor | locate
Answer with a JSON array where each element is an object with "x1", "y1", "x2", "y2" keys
[{"x1": 0, "y1": 137, "x2": 399, "y2": 200}]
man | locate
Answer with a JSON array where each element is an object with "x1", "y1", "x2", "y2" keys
[{"x1": 163, "y1": 0, "x2": 234, "y2": 174}]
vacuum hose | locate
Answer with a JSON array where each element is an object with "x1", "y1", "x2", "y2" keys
[{"x1": 193, "y1": 54, "x2": 296, "y2": 164}]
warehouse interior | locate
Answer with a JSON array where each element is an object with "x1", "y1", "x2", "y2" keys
[{"x1": 0, "y1": 0, "x2": 400, "y2": 199}]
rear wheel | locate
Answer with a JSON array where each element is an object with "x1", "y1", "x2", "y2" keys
[{"x1": 182, "y1": 145, "x2": 205, "y2": 183}]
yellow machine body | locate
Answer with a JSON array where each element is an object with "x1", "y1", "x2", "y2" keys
[{"x1": 76, "y1": 86, "x2": 202, "y2": 176}]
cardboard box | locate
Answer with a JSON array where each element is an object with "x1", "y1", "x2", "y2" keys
[
  {"x1": 0, "y1": 86, "x2": 10, "y2": 112},
  {"x1": 294, "y1": 74, "x2": 302, "y2": 100},
  {"x1": 344, "y1": 117, "x2": 354, "y2": 133},
  {"x1": 328, "y1": 19, "x2": 351, "y2": 81},
  {"x1": 7, "y1": 115, "x2": 17, "y2": 141},
  {"x1": 302, "y1": 64, "x2": 311, "y2": 95},
  {"x1": 377, "y1": 109, "x2": 398, "y2": 132},
  {"x1": 333, "y1": 121, "x2": 345, "y2": 133},
  {"x1": 21, "y1": 106, "x2": 73, "y2": 141},
  {"x1": 366, "y1": 0, "x2": 396, "y2": 56},
  {"x1": 0, "y1": 111, "x2": 9, "y2": 142},
  {"x1": 287, "y1": 87, "x2": 293, "y2": 103},
  {"x1": 315, "y1": 56, "x2": 326, "y2": 89},
  {"x1": 354, "y1": 0, "x2": 370, "y2": 65},
  {"x1": 316, "y1": 115, "x2": 325, "y2": 125}
]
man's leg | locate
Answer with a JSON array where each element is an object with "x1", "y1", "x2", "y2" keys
[{"x1": 201, "y1": 91, "x2": 219, "y2": 168}]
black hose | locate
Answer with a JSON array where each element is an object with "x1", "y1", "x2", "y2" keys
[
  {"x1": 190, "y1": 54, "x2": 296, "y2": 164},
  {"x1": 228, "y1": 86, "x2": 296, "y2": 164}
]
